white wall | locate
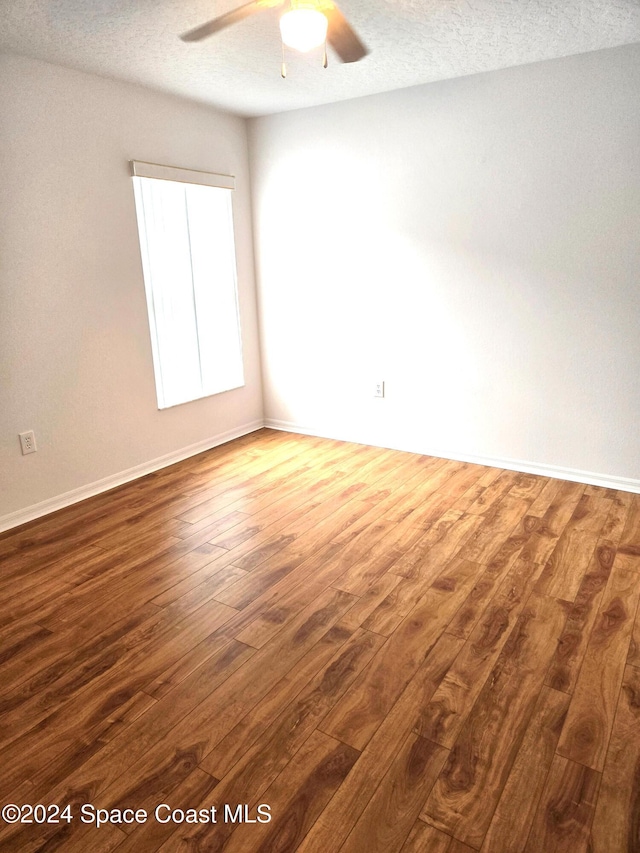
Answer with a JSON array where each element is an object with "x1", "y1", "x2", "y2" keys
[
  {"x1": 3, "y1": 45, "x2": 639, "y2": 528},
  {"x1": 249, "y1": 44, "x2": 640, "y2": 488},
  {"x1": 0, "y1": 54, "x2": 263, "y2": 524}
]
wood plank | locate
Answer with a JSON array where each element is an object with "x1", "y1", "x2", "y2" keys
[
  {"x1": 445, "y1": 514, "x2": 540, "y2": 641},
  {"x1": 171, "y1": 436, "x2": 337, "y2": 525},
  {"x1": 457, "y1": 494, "x2": 532, "y2": 565},
  {"x1": 118, "y1": 434, "x2": 329, "y2": 532},
  {"x1": 46, "y1": 823, "x2": 127, "y2": 853},
  {"x1": 37, "y1": 537, "x2": 229, "y2": 633},
  {"x1": 339, "y1": 732, "x2": 447, "y2": 853},
  {"x1": 445, "y1": 566, "x2": 500, "y2": 641},
  {"x1": 330, "y1": 509, "x2": 431, "y2": 596},
  {"x1": 464, "y1": 469, "x2": 521, "y2": 515},
  {"x1": 524, "y1": 754, "x2": 600, "y2": 853},
  {"x1": 198, "y1": 440, "x2": 365, "y2": 535},
  {"x1": 93, "y1": 514, "x2": 193, "y2": 549},
  {"x1": 400, "y1": 821, "x2": 473, "y2": 852},
  {"x1": 213, "y1": 459, "x2": 437, "y2": 613},
  {"x1": 619, "y1": 494, "x2": 640, "y2": 557},
  {"x1": 339, "y1": 572, "x2": 403, "y2": 633},
  {"x1": 614, "y1": 550, "x2": 640, "y2": 573},
  {"x1": 0, "y1": 600, "x2": 241, "y2": 800},
  {"x1": 536, "y1": 490, "x2": 614, "y2": 601},
  {"x1": 600, "y1": 490, "x2": 635, "y2": 544},
  {"x1": 401, "y1": 461, "x2": 491, "y2": 528},
  {"x1": 331, "y1": 455, "x2": 451, "y2": 539},
  {"x1": 80, "y1": 588, "x2": 357, "y2": 822},
  {"x1": 201, "y1": 626, "x2": 384, "y2": 780},
  {"x1": 0, "y1": 573, "x2": 93, "y2": 632},
  {"x1": 111, "y1": 768, "x2": 219, "y2": 853},
  {"x1": 0, "y1": 623, "x2": 53, "y2": 668},
  {"x1": 210, "y1": 518, "x2": 361, "y2": 612},
  {"x1": 507, "y1": 471, "x2": 550, "y2": 504},
  {"x1": 149, "y1": 441, "x2": 319, "y2": 535},
  {"x1": 173, "y1": 507, "x2": 249, "y2": 541},
  {"x1": 481, "y1": 686, "x2": 570, "y2": 852},
  {"x1": 526, "y1": 477, "x2": 564, "y2": 517},
  {"x1": 0, "y1": 642, "x2": 254, "y2": 851},
  {"x1": 417, "y1": 555, "x2": 545, "y2": 747},
  {"x1": 144, "y1": 624, "x2": 247, "y2": 699},
  {"x1": 225, "y1": 732, "x2": 360, "y2": 853},
  {"x1": 160, "y1": 730, "x2": 359, "y2": 853},
  {"x1": 149, "y1": 563, "x2": 248, "y2": 622},
  {"x1": 98, "y1": 690, "x2": 158, "y2": 743},
  {"x1": 454, "y1": 467, "x2": 501, "y2": 513},
  {"x1": 0, "y1": 598, "x2": 236, "y2": 747},
  {"x1": 0, "y1": 602, "x2": 157, "y2": 696},
  {"x1": 519, "y1": 479, "x2": 586, "y2": 565},
  {"x1": 29, "y1": 638, "x2": 253, "y2": 798},
  {"x1": 420, "y1": 593, "x2": 567, "y2": 849},
  {"x1": 556, "y1": 564, "x2": 640, "y2": 771},
  {"x1": 220, "y1": 485, "x2": 443, "y2": 648},
  {"x1": 628, "y1": 594, "x2": 640, "y2": 668},
  {"x1": 590, "y1": 665, "x2": 640, "y2": 853},
  {"x1": 364, "y1": 513, "x2": 484, "y2": 636},
  {"x1": 584, "y1": 485, "x2": 617, "y2": 498},
  {"x1": 545, "y1": 540, "x2": 615, "y2": 693},
  {"x1": 297, "y1": 632, "x2": 464, "y2": 853},
  {"x1": 481, "y1": 512, "x2": 541, "y2": 577},
  {"x1": 0, "y1": 602, "x2": 162, "y2": 740},
  {"x1": 0, "y1": 542, "x2": 102, "y2": 599},
  {"x1": 216, "y1": 477, "x2": 371, "y2": 573},
  {"x1": 216, "y1": 543, "x2": 349, "y2": 638},
  {"x1": 386, "y1": 509, "x2": 478, "y2": 582},
  {"x1": 320, "y1": 558, "x2": 480, "y2": 750},
  {"x1": 148, "y1": 629, "x2": 375, "y2": 850}
]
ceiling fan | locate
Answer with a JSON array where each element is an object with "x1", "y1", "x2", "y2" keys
[{"x1": 180, "y1": 0, "x2": 369, "y2": 66}]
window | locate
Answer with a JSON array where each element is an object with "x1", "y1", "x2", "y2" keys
[{"x1": 131, "y1": 161, "x2": 244, "y2": 409}]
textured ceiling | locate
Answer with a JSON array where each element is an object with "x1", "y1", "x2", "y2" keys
[{"x1": 2, "y1": 0, "x2": 640, "y2": 116}]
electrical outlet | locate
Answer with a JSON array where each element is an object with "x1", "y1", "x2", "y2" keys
[
  {"x1": 19, "y1": 430, "x2": 37, "y2": 455},
  {"x1": 374, "y1": 381, "x2": 385, "y2": 398}
]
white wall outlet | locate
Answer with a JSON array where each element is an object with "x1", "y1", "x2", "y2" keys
[
  {"x1": 374, "y1": 381, "x2": 385, "y2": 398},
  {"x1": 19, "y1": 430, "x2": 37, "y2": 455}
]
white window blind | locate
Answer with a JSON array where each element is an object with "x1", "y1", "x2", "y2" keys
[{"x1": 131, "y1": 162, "x2": 244, "y2": 409}]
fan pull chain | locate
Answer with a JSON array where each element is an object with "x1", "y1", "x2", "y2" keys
[
  {"x1": 281, "y1": 42, "x2": 287, "y2": 78},
  {"x1": 323, "y1": 40, "x2": 327, "y2": 68}
]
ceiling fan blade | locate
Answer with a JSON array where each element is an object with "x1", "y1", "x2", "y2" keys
[
  {"x1": 181, "y1": 1, "x2": 263, "y2": 42},
  {"x1": 325, "y1": 3, "x2": 368, "y2": 63}
]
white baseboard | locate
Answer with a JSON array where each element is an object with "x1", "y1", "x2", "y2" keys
[
  {"x1": 264, "y1": 418, "x2": 640, "y2": 495},
  {"x1": 0, "y1": 419, "x2": 265, "y2": 534},
  {"x1": 4, "y1": 415, "x2": 638, "y2": 534}
]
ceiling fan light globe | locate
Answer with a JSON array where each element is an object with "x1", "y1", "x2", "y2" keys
[{"x1": 280, "y1": 8, "x2": 328, "y2": 52}]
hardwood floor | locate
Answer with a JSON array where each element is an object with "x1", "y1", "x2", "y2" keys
[{"x1": 0, "y1": 428, "x2": 639, "y2": 852}]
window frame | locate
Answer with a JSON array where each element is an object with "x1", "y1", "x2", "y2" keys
[{"x1": 130, "y1": 160, "x2": 244, "y2": 410}]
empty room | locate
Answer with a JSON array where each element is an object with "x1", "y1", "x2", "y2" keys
[{"x1": 1, "y1": 1, "x2": 639, "y2": 851}]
